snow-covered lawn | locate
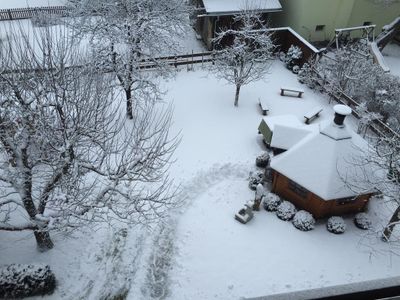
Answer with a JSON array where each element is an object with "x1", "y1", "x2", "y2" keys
[
  {"x1": 1, "y1": 59, "x2": 399, "y2": 299},
  {"x1": 0, "y1": 0, "x2": 65, "y2": 9},
  {"x1": 382, "y1": 43, "x2": 400, "y2": 77},
  {"x1": 164, "y1": 62, "x2": 400, "y2": 299}
]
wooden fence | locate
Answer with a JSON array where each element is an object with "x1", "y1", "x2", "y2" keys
[{"x1": 0, "y1": 6, "x2": 69, "y2": 21}]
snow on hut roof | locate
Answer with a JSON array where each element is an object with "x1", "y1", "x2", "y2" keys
[
  {"x1": 263, "y1": 114, "x2": 302, "y2": 131},
  {"x1": 270, "y1": 120, "x2": 373, "y2": 200},
  {"x1": 202, "y1": 0, "x2": 282, "y2": 16},
  {"x1": 270, "y1": 124, "x2": 315, "y2": 151}
]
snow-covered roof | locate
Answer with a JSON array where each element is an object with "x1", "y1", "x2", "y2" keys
[
  {"x1": 263, "y1": 114, "x2": 302, "y2": 131},
  {"x1": 270, "y1": 124, "x2": 314, "y2": 151},
  {"x1": 0, "y1": 0, "x2": 65, "y2": 9},
  {"x1": 270, "y1": 120, "x2": 374, "y2": 200},
  {"x1": 202, "y1": 0, "x2": 282, "y2": 16}
]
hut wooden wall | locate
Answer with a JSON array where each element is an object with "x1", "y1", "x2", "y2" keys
[{"x1": 272, "y1": 171, "x2": 370, "y2": 219}]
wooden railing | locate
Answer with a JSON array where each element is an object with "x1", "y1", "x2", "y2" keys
[{"x1": 0, "y1": 6, "x2": 70, "y2": 21}]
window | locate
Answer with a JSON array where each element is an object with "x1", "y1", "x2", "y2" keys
[
  {"x1": 315, "y1": 25, "x2": 325, "y2": 31},
  {"x1": 363, "y1": 21, "x2": 372, "y2": 26},
  {"x1": 288, "y1": 179, "x2": 308, "y2": 198}
]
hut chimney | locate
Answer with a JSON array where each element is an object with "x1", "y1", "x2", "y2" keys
[
  {"x1": 333, "y1": 105, "x2": 352, "y2": 127},
  {"x1": 320, "y1": 104, "x2": 352, "y2": 140}
]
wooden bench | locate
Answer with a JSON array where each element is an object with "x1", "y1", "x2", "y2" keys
[
  {"x1": 258, "y1": 98, "x2": 269, "y2": 115},
  {"x1": 304, "y1": 107, "x2": 323, "y2": 124},
  {"x1": 280, "y1": 87, "x2": 304, "y2": 98}
]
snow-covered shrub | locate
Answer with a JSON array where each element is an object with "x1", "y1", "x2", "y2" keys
[
  {"x1": 0, "y1": 264, "x2": 56, "y2": 298},
  {"x1": 248, "y1": 170, "x2": 264, "y2": 190},
  {"x1": 285, "y1": 45, "x2": 302, "y2": 70},
  {"x1": 327, "y1": 216, "x2": 346, "y2": 234},
  {"x1": 292, "y1": 65, "x2": 300, "y2": 74},
  {"x1": 292, "y1": 210, "x2": 315, "y2": 231},
  {"x1": 262, "y1": 193, "x2": 282, "y2": 212},
  {"x1": 255, "y1": 152, "x2": 270, "y2": 168},
  {"x1": 297, "y1": 63, "x2": 316, "y2": 88},
  {"x1": 276, "y1": 201, "x2": 297, "y2": 221},
  {"x1": 354, "y1": 213, "x2": 372, "y2": 230}
]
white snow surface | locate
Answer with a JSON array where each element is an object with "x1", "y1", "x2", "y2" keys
[
  {"x1": 0, "y1": 0, "x2": 65, "y2": 9},
  {"x1": 270, "y1": 124, "x2": 314, "y2": 150},
  {"x1": 263, "y1": 114, "x2": 303, "y2": 131},
  {"x1": 202, "y1": 0, "x2": 281, "y2": 15},
  {"x1": 1, "y1": 55, "x2": 400, "y2": 300},
  {"x1": 382, "y1": 43, "x2": 400, "y2": 77}
]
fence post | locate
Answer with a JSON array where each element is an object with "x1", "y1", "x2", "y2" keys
[{"x1": 191, "y1": 50, "x2": 194, "y2": 70}]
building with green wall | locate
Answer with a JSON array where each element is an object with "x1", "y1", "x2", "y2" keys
[{"x1": 270, "y1": 0, "x2": 400, "y2": 42}]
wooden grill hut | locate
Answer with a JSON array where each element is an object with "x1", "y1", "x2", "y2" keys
[{"x1": 270, "y1": 105, "x2": 375, "y2": 219}]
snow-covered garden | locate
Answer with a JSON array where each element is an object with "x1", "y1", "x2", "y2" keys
[
  {"x1": 1, "y1": 2, "x2": 400, "y2": 299},
  {"x1": 2, "y1": 57, "x2": 399, "y2": 299}
]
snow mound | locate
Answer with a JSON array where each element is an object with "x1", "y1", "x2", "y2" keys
[
  {"x1": 292, "y1": 210, "x2": 315, "y2": 231},
  {"x1": 262, "y1": 193, "x2": 282, "y2": 212},
  {"x1": 327, "y1": 216, "x2": 346, "y2": 234},
  {"x1": 0, "y1": 264, "x2": 56, "y2": 299},
  {"x1": 354, "y1": 213, "x2": 372, "y2": 230},
  {"x1": 276, "y1": 201, "x2": 297, "y2": 221}
]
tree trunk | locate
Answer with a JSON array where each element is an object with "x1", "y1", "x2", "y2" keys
[
  {"x1": 34, "y1": 231, "x2": 54, "y2": 252},
  {"x1": 234, "y1": 84, "x2": 241, "y2": 107},
  {"x1": 125, "y1": 88, "x2": 133, "y2": 119},
  {"x1": 382, "y1": 205, "x2": 400, "y2": 242}
]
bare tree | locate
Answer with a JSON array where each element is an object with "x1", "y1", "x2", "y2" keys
[
  {"x1": 211, "y1": 9, "x2": 275, "y2": 107},
  {"x1": 67, "y1": 0, "x2": 188, "y2": 119},
  {"x1": 0, "y1": 24, "x2": 179, "y2": 251},
  {"x1": 323, "y1": 43, "x2": 384, "y2": 98},
  {"x1": 349, "y1": 134, "x2": 400, "y2": 241}
]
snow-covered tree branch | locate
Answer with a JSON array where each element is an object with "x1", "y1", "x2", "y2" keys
[
  {"x1": 67, "y1": 0, "x2": 189, "y2": 119},
  {"x1": 0, "y1": 24, "x2": 180, "y2": 251},
  {"x1": 211, "y1": 8, "x2": 275, "y2": 106}
]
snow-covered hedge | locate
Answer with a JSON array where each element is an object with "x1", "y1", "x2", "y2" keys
[
  {"x1": 262, "y1": 193, "x2": 282, "y2": 212},
  {"x1": 0, "y1": 264, "x2": 56, "y2": 298},
  {"x1": 248, "y1": 170, "x2": 264, "y2": 190},
  {"x1": 292, "y1": 210, "x2": 315, "y2": 231},
  {"x1": 354, "y1": 213, "x2": 371, "y2": 230},
  {"x1": 276, "y1": 201, "x2": 297, "y2": 221},
  {"x1": 255, "y1": 152, "x2": 270, "y2": 168},
  {"x1": 327, "y1": 216, "x2": 346, "y2": 234}
]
